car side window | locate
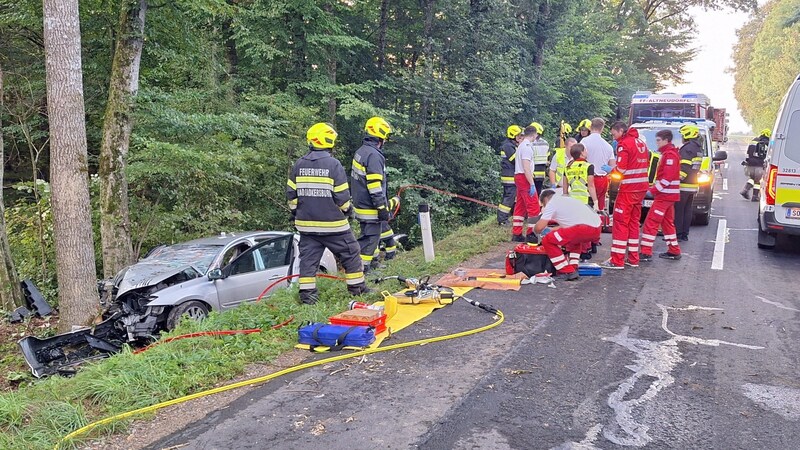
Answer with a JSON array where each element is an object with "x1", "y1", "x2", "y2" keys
[
  {"x1": 228, "y1": 252, "x2": 257, "y2": 275},
  {"x1": 256, "y1": 235, "x2": 292, "y2": 269}
]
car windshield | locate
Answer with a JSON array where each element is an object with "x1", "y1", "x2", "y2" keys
[
  {"x1": 636, "y1": 127, "x2": 709, "y2": 157},
  {"x1": 145, "y1": 244, "x2": 224, "y2": 274}
]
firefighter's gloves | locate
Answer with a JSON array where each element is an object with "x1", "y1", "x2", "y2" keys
[
  {"x1": 388, "y1": 196, "x2": 401, "y2": 211},
  {"x1": 377, "y1": 206, "x2": 391, "y2": 221}
]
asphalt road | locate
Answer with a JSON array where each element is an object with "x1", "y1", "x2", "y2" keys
[{"x1": 149, "y1": 140, "x2": 800, "y2": 450}]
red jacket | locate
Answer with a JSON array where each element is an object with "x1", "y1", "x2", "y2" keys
[
  {"x1": 648, "y1": 143, "x2": 681, "y2": 202},
  {"x1": 614, "y1": 128, "x2": 650, "y2": 193}
]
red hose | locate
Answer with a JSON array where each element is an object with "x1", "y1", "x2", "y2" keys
[
  {"x1": 393, "y1": 184, "x2": 500, "y2": 217},
  {"x1": 133, "y1": 316, "x2": 297, "y2": 354},
  {"x1": 255, "y1": 273, "x2": 345, "y2": 303}
]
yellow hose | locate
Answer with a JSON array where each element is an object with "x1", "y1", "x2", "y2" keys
[{"x1": 55, "y1": 309, "x2": 504, "y2": 449}]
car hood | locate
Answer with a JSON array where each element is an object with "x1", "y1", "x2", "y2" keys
[{"x1": 115, "y1": 262, "x2": 201, "y2": 298}]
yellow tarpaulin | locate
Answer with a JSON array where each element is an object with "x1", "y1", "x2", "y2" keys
[{"x1": 296, "y1": 286, "x2": 474, "y2": 352}]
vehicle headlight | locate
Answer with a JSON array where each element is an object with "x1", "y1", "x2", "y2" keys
[{"x1": 698, "y1": 172, "x2": 712, "y2": 184}]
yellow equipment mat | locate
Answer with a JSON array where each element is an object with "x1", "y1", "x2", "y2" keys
[
  {"x1": 437, "y1": 269, "x2": 527, "y2": 291},
  {"x1": 295, "y1": 286, "x2": 474, "y2": 352}
]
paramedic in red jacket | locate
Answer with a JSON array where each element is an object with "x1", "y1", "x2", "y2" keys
[
  {"x1": 533, "y1": 189, "x2": 601, "y2": 281},
  {"x1": 601, "y1": 122, "x2": 650, "y2": 270},
  {"x1": 640, "y1": 129, "x2": 682, "y2": 261}
]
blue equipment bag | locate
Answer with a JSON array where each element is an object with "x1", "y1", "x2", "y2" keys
[
  {"x1": 578, "y1": 263, "x2": 603, "y2": 276},
  {"x1": 298, "y1": 322, "x2": 375, "y2": 351}
]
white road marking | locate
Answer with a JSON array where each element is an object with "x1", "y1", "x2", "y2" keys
[
  {"x1": 563, "y1": 305, "x2": 762, "y2": 448},
  {"x1": 756, "y1": 296, "x2": 800, "y2": 313},
  {"x1": 712, "y1": 219, "x2": 727, "y2": 270},
  {"x1": 742, "y1": 384, "x2": 800, "y2": 421},
  {"x1": 723, "y1": 178, "x2": 728, "y2": 191},
  {"x1": 724, "y1": 163, "x2": 729, "y2": 169}
]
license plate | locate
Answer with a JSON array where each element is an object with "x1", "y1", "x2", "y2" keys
[
  {"x1": 786, "y1": 208, "x2": 800, "y2": 219},
  {"x1": 643, "y1": 200, "x2": 654, "y2": 207}
]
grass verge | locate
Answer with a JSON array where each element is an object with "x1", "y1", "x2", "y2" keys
[{"x1": 0, "y1": 217, "x2": 507, "y2": 449}]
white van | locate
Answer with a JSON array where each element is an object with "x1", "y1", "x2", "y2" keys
[{"x1": 757, "y1": 73, "x2": 800, "y2": 249}]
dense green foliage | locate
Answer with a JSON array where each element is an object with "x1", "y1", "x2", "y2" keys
[
  {"x1": 733, "y1": 0, "x2": 800, "y2": 131},
  {"x1": 1, "y1": 0, "x2": 752, "y2": 297}
]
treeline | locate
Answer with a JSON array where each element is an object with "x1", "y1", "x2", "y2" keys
[
  {"x1": 733, "y1": 0, "x2": 800, "y2": 131},
  {"x1": 1, "y1": 0, "x2": 752, "y2": 313}
]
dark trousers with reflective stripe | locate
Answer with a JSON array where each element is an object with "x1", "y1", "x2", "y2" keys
[
  {"x1": 675, "y1": 191, "x2": 695, "y2": 238},
  {"x1": 497, "y1": 183, "x2": 516, "y2": 224},
  {"x1": 357, "y1": 221, "x2": 382, "y2": 271},
  {"x1": 379, "y1": 222, "x2": 397, "y2": 260},
  {"x1": 298, "y1": 232, "x2": 366, "y2": 303}
]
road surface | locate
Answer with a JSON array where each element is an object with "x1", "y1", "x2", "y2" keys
[{"x1": 150, "y1": 140, "x2": 800, "y2": 450}]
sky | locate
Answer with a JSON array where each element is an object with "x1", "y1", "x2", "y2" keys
[{"x1": 664, "y1": 5, "x2": 761, "y2": 134}]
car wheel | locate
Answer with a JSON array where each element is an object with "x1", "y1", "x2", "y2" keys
[
  {"x1": 693, "y1": 213, "x2": 710, "y2": 226},
  {"x1": 166, "y1": 300, "x2": 209, "y2": 330}
]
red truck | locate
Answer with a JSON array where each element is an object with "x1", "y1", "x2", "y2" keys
[{"x1": 629, "y1": 91, "x2": 728, "y2": 143}]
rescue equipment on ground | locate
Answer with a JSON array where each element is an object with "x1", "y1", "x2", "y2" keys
[
  {"x1": 330, "y1": 309, "x2": 388, "y2": 334},
  {"x1": 505, "y1": 243, "x2": 555, "y2": 277},
  {"x1": 374, "y1": 275, "x2": 455, "y2": 304},
  {"x1": 298, "y1": 322, "x2": 376, "y2": 351},
  {"x1": 577, "y1": 263, "x2": 603, "y2": 276},
  {"x1": 349, "y1": 301, "x2": 385, "y2": 313}
]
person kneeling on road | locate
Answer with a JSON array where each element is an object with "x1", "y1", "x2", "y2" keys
[{"x1": 533, "y1": 189, "x2": 602, "y2": 282}]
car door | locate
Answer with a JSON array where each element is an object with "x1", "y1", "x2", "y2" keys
[{"x1": 213, "y1": 235, "x2": 293, "y2": 309}]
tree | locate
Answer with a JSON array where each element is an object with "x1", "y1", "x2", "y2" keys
[
  {"x1": 42, "y1": 0, "x2": 100, "y2": 330},
  {"x1": 0, "y1": 63, "x2": 25, "y2": 311},
  {"x1": 99, "y1": 0, "x2": 147, "y2": 278}
]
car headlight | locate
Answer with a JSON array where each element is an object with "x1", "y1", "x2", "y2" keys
[{"x1": 698, "y1": 172, "x2": 712, "y2": 184}]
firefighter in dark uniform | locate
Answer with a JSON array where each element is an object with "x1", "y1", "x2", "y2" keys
[
  {"x1": 374, "y1": 196, "x2": 401, "y2": 266},
  {"x1": 740, "y1": 129, "x2": 770, "y2": 202},
  {"x1": 675, "y1": 124, "x2": 702, "y2": 241},
  {"x1": 351, "y1": 116, "x2": 393, "y2": 273},
  {"x1": 287, "y1": 123, "x2": 368, "y2": 304},
  {"x1": 498, "y1": 125, "x2": 523, "y2": 225}
]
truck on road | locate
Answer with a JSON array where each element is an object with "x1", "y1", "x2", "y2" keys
[{"x1": 629, "y1": 91, "x2": 728, "y2": 143}]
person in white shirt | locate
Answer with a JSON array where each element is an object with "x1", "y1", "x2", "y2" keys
[
  {"x1": 512, "y1": 126, "x2": 542, "y2": 242},
  {"x1": 580, "y1": 118, "x2": 615, "y2": 212},
  {"x1": 533, "y1": 189, "x2": 601, "y2": 281}
]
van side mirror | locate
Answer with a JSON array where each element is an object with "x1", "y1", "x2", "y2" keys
[
  {"x1": 713, "y1": 150, "x2": 728, "y2": 162},
  {"x1": 207, "y1": 268, "x2": 224, "y2": 280}
]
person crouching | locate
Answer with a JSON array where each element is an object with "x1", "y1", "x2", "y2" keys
[{"x1": 533, "y1": 189, "x2": 602, "y2": 281}]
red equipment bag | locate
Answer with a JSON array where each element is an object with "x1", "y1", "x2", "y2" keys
[{"x1": 506, "y1": 243, "x2": 555, "y2": 277}]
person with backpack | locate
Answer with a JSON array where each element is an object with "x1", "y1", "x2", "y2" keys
[{"x1": 740, "y1": 129, "x2": 771, "y2": 202}]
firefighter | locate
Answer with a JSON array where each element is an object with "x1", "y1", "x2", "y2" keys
[
  {"x1": 498, "y1": 125, "x2": 523, "y2": 225},
  {"x1": 533, "y1": 189, "x2": 602, "y2": 281},
  {"x1": 512, "y1": 125, "x2": 542, "y2": 242},
  {"x1": 740, "y1": 129, "x2": 770, "y2": 202},
  {"x1": 675, "y1": 124, "x2": 702, "y2": 241},
  {"x1": 601, "y1": 122, "x2": 650, "y2": 270},
  {"x1": 530, "y1": 122, "x2": 550, "y2": 194},
  {"x1": 351, "y1": 116, "x2": 393, "y2": 273},
  {"x1": 549, "y1": 137, "x2": 577, "y2": 189},
  {"x1": 575, "y1": 119, "x2": 592, "y2": 143},
  {"x1": 563, "y1": 143, "x2": 600, "y2": 208},
  {"x1": 374, "y1": 196, "x2": 401, "y2": 266},
  {"x1": 287, "y1": 123, "x2": 368, "y2": 304},
  {"x1": 640, "y1": 129, "x2": 682, "y2": 261}
]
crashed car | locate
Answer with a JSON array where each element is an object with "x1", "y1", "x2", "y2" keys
[{"x1": 19, "y1": 231, "x2": 337, "y2": 377}]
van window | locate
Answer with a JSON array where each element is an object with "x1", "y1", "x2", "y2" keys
[{"x1": 785, "y1": 110, "x2": 800, "y2": 163}]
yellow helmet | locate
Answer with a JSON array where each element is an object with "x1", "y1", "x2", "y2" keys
[
  {"x1": 760, "y1": 128, "x2": 772, "y2": 138},
  {"x1": 306, "y1": 122, "x2": 338, "y2": 149},
  {"x1": 577, "y1": 119, "x2": 592, "y2": 131},
  {"x1": 365, "y1": 116, "x2": 392, "y2": 140},
  {"x1": 679, "y1": 124, "x2": 700, "y2": 140},
  {"x1": 506, "y1": 125, "x2": 522, "y2": 139},
  {"x1": 561, "y1": 121, "x2": 573, "y2": 134},
  {"x1": 529, "y1": 122, "x2": 544, "y2": 135}
]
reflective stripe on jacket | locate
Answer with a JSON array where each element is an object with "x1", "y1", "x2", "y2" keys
[
  {"x1": 648, "y1": 144, "x2": 681, "y2": 202},
  {"x1": 566, "y1": 160, "x2": 591, "y2": 204},
  {"x1": 679, "y1": 140, "x2": 702, "y2": 192},
  {"x1": 532, "y1": 138, "x2": 549, "y2": 179},
  {"x1": 351, "y1": 138, "x2": 388, "y2": 222},
  {"x1": 499, "y1": 138, "x2": 517, "y2": 185},
  {"x1": 615, "y1": 128, "x2": 650, "y2": 193},
  {"x1": 287, "y1": 149, "x2": 352, "y2": 234},
  {"x1": 552, "y1": 147, "x2": 567, "y2": 186}
]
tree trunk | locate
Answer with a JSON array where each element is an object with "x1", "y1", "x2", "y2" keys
[
  {"x1": 327, "y1": 58, "x2": 337, "y2": 125},
  {"x1": 0, "y1": 65, "x2": 25, "y2": 311},
  {"x1": 377, "y1": 0, "x2": 390, "y2": 73},
  {"x1": 99, "y1": 0, "x2": 146, "y2": 279},
  {"x1": 532, "y1": 0, "x2": 550, "y2": 78},
  {"x1": 42, "y1": 0, "x2": 100, "y2": 330},
  {"x1": 416, "y1": 0, "x2": 436, "y2": 138}
]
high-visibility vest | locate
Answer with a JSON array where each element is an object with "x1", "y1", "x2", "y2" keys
[
  {"x1": 566, "y1": 160, "x2": 591, "y2": 204},
  {"x1": 552, "y1": 147, "x2": 567, "y2": 186}
]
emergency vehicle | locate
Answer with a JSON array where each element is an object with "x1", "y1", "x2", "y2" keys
[
  {"x1": 757, "y1": 73, "x2": 800, "y2": 249},
  {"x1": 608, "y1": 119, "x2": 728, "y2": 225},
  {"x1": 629, "y1": 91, "x2": 728, "y2": 143}
]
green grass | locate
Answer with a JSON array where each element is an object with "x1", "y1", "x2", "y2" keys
[{"x1": 0, "y1": 217, "x2": 507, "y2": 449}]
